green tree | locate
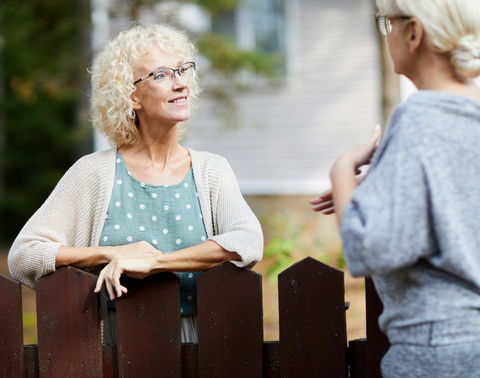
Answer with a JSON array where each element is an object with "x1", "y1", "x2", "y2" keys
[{"x1": 0, "y1": 0, "x2": 92, "y2": 243}]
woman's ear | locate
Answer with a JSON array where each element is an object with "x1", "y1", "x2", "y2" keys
[
  {"x1": 406, "y1": 17, "x2": 424, "y2": 54},
  {"x1": 131, "y1": 90, "x2": 142, "y2": 111}
]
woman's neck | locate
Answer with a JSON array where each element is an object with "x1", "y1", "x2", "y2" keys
[
  {"x1": 407, "y1": 53, "x2": 480, "y2": 101},
  {"x1": 119, "y1": 122, "x2": 188, "y2": 170},
  {"x1": 118, "y1": 124, "x2": 191, "y2": 185}
]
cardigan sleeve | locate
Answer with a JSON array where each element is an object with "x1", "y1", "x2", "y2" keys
[
  {"x1": 208, "y1": 158, "x2": 264, "y2": 270},
  {"x1": 340, "y1": 122, "x2": 436, "y2": 278},
  {"x1": 8, "y1": 152, "x2": 112, "y2": 289}
]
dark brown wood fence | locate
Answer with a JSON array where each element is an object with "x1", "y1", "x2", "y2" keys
[{"x1": 0, "y1": 257, "x2": 390, "y2": 377}]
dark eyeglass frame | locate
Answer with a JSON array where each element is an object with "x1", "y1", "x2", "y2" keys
[
  {"x1": 376, "y1": 14, "x2": 412, "y2": 37},
  {"x1": 133, "y1": 62, "x2": 196, "y2": 85}
]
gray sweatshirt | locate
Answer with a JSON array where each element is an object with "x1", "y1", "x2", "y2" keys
[{"x1": 341, "y1": 90, "x2": 480, "y2": 346}]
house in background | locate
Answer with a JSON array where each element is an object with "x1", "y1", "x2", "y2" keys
[{"x1": 93, "y1": 0, "x2": 383, "y2": 249}]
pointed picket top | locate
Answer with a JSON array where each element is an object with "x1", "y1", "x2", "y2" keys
[
  {"x1": 279, "y1": 256, "x2": 347, "y2": 378},
  {"x1": 197, "y1": 263, "x2": 263, "y2": 378},
  {"x1": 0, "y1": 273, "x2": 23, "y2": 378}
]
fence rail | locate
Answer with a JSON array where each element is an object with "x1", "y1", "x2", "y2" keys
[{"x1": 0, "y1": 257, "x2": 390, "y2": 377}]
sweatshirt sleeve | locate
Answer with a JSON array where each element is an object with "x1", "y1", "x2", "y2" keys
[
  {"x1": 208, "y1": 160, "x2": 264, "y2": 270},
  {"x1": 340, "y1": 124, "x2": 436, "y2": 278}
]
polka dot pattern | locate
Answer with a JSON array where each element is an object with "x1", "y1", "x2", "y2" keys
[{"x1": 100, "y1": 151, "x2": 208, "y2": 318}]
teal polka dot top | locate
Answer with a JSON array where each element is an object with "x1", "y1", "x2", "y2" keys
[{"x1": 99, "y1": 151, "x2": 207, "y2": 316}]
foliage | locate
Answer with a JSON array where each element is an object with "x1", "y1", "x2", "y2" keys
[
  {"x1": 261, "y1": 213, "x2": 309, "y2": 283},
  {"x1": 0, "y1": 0, "x2": 91, "y2": 242},
  {"x1": 197, "y1": 34, "x2": 273, "y2": 76},
  {"x1": 193, "y1": 0, "x2": 239, "y2": 14}
]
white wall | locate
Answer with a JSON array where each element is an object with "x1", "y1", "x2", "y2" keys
[{"x1": 183, "y1": 0, "x2": 382, "y2": 194}]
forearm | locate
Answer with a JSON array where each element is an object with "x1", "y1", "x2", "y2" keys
[
  {"x1": 150, "y1": 241, "x2": 241, "y2": 274},
  {"x1": 331, "y1": 157, "x2": 360, "y2": 228},
  {"x1": 55, "y1": 245, "x2": 116, "y2": 269}
]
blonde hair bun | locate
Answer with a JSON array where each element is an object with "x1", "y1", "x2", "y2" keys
[{"x1": 451, "y1": 35, "x2": 480, "y2": 79}]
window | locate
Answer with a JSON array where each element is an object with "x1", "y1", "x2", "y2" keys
[{"x1": 212, "y1": 0, "x2": 286, "y2": 72}]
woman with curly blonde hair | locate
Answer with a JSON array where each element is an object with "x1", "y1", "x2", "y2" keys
[{"x1": 8, "y1": 22, "x2": 263, "y2": 344}]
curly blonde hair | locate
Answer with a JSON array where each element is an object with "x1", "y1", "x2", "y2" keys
[
  {"x1": 90, "y1": 22, "x2": 199, "y2": 148},
  {"x1": 376, "y1": 0, "x2": 480, "y2": 79}
]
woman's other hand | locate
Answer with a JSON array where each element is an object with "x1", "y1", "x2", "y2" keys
[
  {"x1": 310, "y1": 189, "x2": 334, "y2": 214},
  {"x1": 310, "y1": 175, "x2": 367, "y2": 214},
  {"x1": 94, "y1": 241, "x2": 160, "y2": 300},
  {"x1": 334, "y1": 124, "x2": 381, "y2": 172},
  {"x1": 330, "y1": 125, "x2": 382, "y2": 227}
]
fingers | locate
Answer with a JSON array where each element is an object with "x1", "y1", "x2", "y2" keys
[
  {"x1": 93, "y1": 257, "x2": 128, "y2": 300},
  {"x1": 311, "y1": 200, "x2": 335, "y2": 214},
  {"x1": 309, "y1": 189, "x2": 333, "y2": 205},
  {"x1": 94, "y1": 269, "x2": 105, "y2": 293},
  {"x1": 368, "y1": 124, "x2": 382, "y2": 148}
]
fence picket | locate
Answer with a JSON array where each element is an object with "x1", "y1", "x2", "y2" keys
[
  {"x1": 365, "y1": 278, "x2": 390, "y2": 378},
  {"x1": 116, "y1": 273, "x2": 181, "y2": 378},
  {"x1": 263, "y1": 341, "x2": 280, "y2": 378},
  {"x1": 348, "y1": 339, "x2": 367, "y2": 378},
  {"x1": 0, "y1": 273, "x2": 24, "y2": 377},
  {"x1": 197, "y1": 263, "x2": 263, "y2": 378},
  {"x1": 101, "y1": 344, "x2": 118, "y2": 378},
  {"x1": 36, "y1": 266, "x2": 101, "y2": 377},
  {"x1": 279, "y1": 257, "x2": 348, "y2": 378},
  {"x1": 181, "y1": 344, "x2": 199, "y2": 378}
]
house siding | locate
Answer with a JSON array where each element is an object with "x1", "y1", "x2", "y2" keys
[{"x1": 183, "y1": 0, "x2": 382, "y2": 194}]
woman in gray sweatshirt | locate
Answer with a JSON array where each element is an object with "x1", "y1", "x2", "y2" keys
[{"x1": 315, "y1": 0, "x2": 480, "y2": 377}]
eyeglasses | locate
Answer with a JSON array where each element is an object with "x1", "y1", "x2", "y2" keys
[
  {"x1": 376, "y1": 14, "x2": 411, "y2": 37},
  {"x1": 133, "y1": 62, "x2": 196, "y2": 85}
]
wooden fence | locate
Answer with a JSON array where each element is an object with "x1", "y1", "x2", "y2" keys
[{"x1": 0, "y1": 257, "x2": 390, "y2": 377}]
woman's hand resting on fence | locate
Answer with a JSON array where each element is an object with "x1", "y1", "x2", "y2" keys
[
  {"x1": 94, "y1": 248, "x2": 160, "y2": 301},
  {"x1": 94, "y1": 240, "x2": 241, "y2": 300}
]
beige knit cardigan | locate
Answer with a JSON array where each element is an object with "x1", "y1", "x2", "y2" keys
[{"x1": 8, "y1": 148, "x2": 264, "y2": 290}]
